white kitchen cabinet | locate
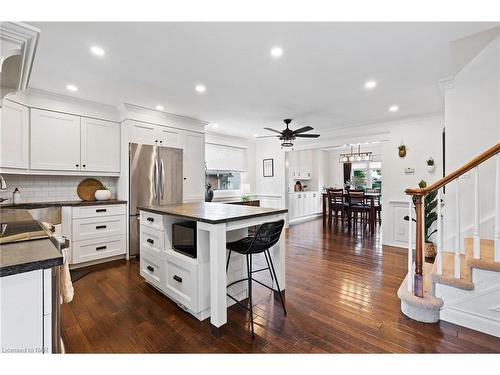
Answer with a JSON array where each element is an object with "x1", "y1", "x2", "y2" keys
[
  {"x1": 289, "y1": 150, "x2": 312, "y2": 179},
  {"x1": 182, "y1": 131, "x2": 205, "y2": 202},
  {"x1": 158, "y1": 126, "x2": 182, "y2": 148},
  {"x1": 288, "y1": 191, "x2": 322, "y2": 221},
  {"x1": 0, "y1": 270, "x2": 45, "y2": 352},
  {"x1": 30, "y1": 109, "x2": 81, "y2": 171},
  {"x1": 129, "y1": 120, "x2": 158, "y2": 145},
  {"x1": 288, "y1": 193, "x2": 295, "y2": 219},
  {"x1": 0, "y1": 100, "x2": 30, "y2": 169},
  {"x1": 81, "y1": 117, "x2": 120, "y2": 173}
]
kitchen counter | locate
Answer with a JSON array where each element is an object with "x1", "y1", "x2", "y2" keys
[
  {"x1": 0, "y1": 209, "x2": 63, "y2": 277},
  {"x1": 0, "y1": 199, "x2": 127, "y2": 210},
  {"x1": 139, "y1": 202, "x2": 287, "y2": 224}
]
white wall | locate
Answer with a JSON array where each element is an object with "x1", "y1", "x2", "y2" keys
[
  {"x1": 443, "y1": 34, "x2": 500, "y2": 245},
  {"x1": 255, "y1": 138, "x2": 287, "y2": 208}
]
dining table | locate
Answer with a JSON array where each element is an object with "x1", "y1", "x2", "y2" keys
[{"x1": 322, "y1": 192, "x2": 381, "y2": 233}]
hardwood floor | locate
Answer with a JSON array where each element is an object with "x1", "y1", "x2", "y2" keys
[{"x1": 61, "y1": 219, "x2": 500, "y2": 353}]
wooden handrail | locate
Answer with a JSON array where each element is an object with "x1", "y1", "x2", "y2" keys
[{"x1": 405, "y1": 142, "x2": 500, "y2": 196}]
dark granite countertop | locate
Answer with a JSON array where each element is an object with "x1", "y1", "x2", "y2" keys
[
  {"x1": 0, "y1": 199, "x2": 127, "y2": 210},
  {"x1": 139, "y1": 202, "x2": 287, "y2": 224},
  {"x1": 0, "y1": 209, "x2": 63, "y2": 277}
]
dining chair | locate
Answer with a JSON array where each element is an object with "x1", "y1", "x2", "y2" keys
[
  {"x1": 327, "y1": 188, "x2": 346, "y2": 224},
  {"x1": 365, "y1": 188, "x2": 382, "y2": 223},
  {"x1": 347, "y1": 190, "x2": 370, "y2": 228}
]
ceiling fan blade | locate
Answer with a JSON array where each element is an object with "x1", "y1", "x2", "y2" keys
[
  {"x1": 263, "y1": 127, "x2": 283, "y2": 134},
  {"x1": 256, "y1": 135, "x2": 280, "y2": 138},
  {"x1": 295, "y1": 134, "x2": 320, "y2": 138},
  {"x1": 292, "y1": 126, "x2": 313, "y2": 134}
]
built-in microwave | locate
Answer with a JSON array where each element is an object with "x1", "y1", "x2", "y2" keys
[{"x1": 172, "y1": 221, "x2": 197, "y2": 258}]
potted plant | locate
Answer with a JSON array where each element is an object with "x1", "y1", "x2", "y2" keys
[
  {"x1": 241, "y1": 194, "x2": 251, "y2": 203},
  {"x1": 398, "y1": 142, "x2": 407, "y2": 158},
  {"x1": 426, "y1": 157, "x2": 435, "y2": 172},
  {"x1": 404, "y1": 180, "x2": 440, "y2": 259},
  {"x1": 95, "y1": 185, "x2": 111, "y2": 201}
]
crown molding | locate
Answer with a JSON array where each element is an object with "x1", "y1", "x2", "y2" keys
[{"x1": 438, "y1": 76, "x2": 455, "y2": 91}]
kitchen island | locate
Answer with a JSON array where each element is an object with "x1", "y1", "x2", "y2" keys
[{"x1": 138, "y1": 202, "x2": 287, "y2": 335}]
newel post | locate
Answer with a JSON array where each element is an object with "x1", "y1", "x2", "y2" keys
[{"x1": 414, "y1": 195, "x2": 424, "y2": 298}]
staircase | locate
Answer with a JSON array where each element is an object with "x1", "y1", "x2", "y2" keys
[{"x1": 398, "y1": 142, "x2": 500, "y2": 338}]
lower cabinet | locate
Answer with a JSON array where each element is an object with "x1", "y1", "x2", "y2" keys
[
  {"x1": 288, "y1": 191, "x2": 322, "y2": 221},
  {"x1": 62, "y1": 204, "x2": 127, "y2": 266}
]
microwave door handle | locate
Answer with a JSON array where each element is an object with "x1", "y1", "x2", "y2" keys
[{"x1": 160, "y1": 159, "x2": 165, "y2": 200}]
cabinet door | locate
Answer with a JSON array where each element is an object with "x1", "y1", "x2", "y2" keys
[
  {"x1": 31, "y1": 109, "x2": 81, "y2": 171},
  {"x1": 129, "y1": 120, "x2": 158, "y2": 145},
  {"x1": 0, "y1": 101, "x2": 30, "y2": 169},
  {"x1": 158, "y1": 126, "x2": 182, "y2": 148},
  {"x1": 182, "y1": 131, "x2": 205, "y2": 202},
  {"x1": 288, "y1": 151, "x2": 298, "y2": 179},
  {"x1": 297, "y1": 193, "x2": 304, "y2": 217},
  {"x1": 288, "y1": 194, "x2": 295, "y2": 219},
  {"x1": 81, "y1": 117, "x2": 120, "y2": 173},
  {"x1": 301, "y1": 150, "x2": 313, "y2": 178}
]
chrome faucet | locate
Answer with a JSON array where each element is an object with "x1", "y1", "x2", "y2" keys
[{"x1": 0, "y1": 174, "x2": 8, "y2": 203}]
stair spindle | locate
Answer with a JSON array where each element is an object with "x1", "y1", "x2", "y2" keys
[
  {"x1": 407, "y1": 196, "x2": 413, "y2": 293},
  {"x1": 473, "y1": 167, "x2": 480, "y2": 259},
  {"x1": 436, "y1": 189, "x2": 442, "y2": 275},
  {"x1": 495, "y1": 155, "x2": 500, "y2": 262},
  {"x1": 455, "y1": 179, "x2": 461, "y2": 279}
]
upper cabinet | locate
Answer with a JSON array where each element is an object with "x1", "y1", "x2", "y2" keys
[
  {"x1": 289, "y1": 150, "x2": 312, "y2": 179},
  {"x1": 0, "y1": 100, "x2": 29, "y2": 169},
  {"x1": 31, "y1": 109, "x2": 82, "y2": 171},
  {"x1": 81, "y1": 118, "x2": 120, "y2": 173},
  {"x1": 182, "y1": 131, "x2": 205, "y2": 202},
  {"x1": 30, "y1": 108, "x2": 120, "y2": 175},
  {"x1": 129, "y1": 120, "x2": 181, "y2": 148}
]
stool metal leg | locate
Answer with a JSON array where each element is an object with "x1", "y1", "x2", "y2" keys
[
  {"x1": 226, "y1": 250, "x2": 232, "y2": 272},
  {"x1": 263, "y1": 251, "x2": 273, "y2": 283},
  {"x1": 246, "y1": 253, "x2": 255, "y2": 337},
  {"x1": 266, "y1": 249, "x2": 287, "y2": 316}
]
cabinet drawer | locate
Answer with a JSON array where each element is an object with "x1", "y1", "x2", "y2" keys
[
  {"x1": 72, "y1": 204, "x2": 126, "y2": 219},
  {"x1": 140, "y1": 252, "x2": 165, "y2": 291},
  {"x1": 140, "y1": 211, "x2": 164, "y2": 231},
  {"x1": 72, "y1": 235, "x2": 126, "y2": 264},
  {"x1": 165, "y1": 251, "x2": 197, "y2": 311},
  {"x1": 140, "y1": 225, "x2": 164, "y2": 257},
  {"x1": 72, "y1": 215, "x2": 126, "y2": 242}
]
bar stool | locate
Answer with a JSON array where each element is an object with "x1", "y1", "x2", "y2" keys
[{"x1": 226, "y1": 219, "x2": 287, "y2": 338}]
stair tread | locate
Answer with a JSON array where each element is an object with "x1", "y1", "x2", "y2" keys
[
  {"x1": 431, "y1": 252, "x2": 474, "y2": 290},
  {"x1": 464, "y1": 238, "x2": 500, "y2": 272}
]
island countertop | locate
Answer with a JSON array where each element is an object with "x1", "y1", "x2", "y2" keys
[{"x1": 139, "y1": 202, "x2": 287, "y2": 224}]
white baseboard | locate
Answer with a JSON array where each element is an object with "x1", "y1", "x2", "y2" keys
[
  {"x1": 289, "y1": 214, "x2": 322, "y2": 225},
  {"x1": 440, "y1": 307, "x2": 500, "y2": 338}
]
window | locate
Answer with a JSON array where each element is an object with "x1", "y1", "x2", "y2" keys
[
  {"x1": 350, "y1": 162, "x2": 382, "y2": 190},
  {"x1": 206, "y1": 170, "x2": 241, "y2": 191}
]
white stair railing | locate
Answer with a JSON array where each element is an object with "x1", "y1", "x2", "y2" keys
[
  {"x1": 495, "y1": 155, "x2": 500, "y2": 262},
  {"x1": 436, "y1": 188, "x2": 443, "y2": 275},
  {"x1": 473, "y1": 167, "x2": 480, "y2": 259},
  {"x1": 455, "y1": 180, "x2": 461, "y2": 279},
  {"x1": 407, "y1": 195, "x2": 413, "y2": 293}
]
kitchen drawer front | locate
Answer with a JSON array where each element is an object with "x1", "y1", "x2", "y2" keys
[
  {"x1": 139, "y1": 211, "x2": 164, "y2": 231},
  {"x1": 72, "y1": 235, "x2": 126, "y2": 264},
  {"x1": 165, "y1": 251, "x2": 197, "y2": 311},
  {"x1": 72, "y1": 215, "x2": 126, "y2": 242},
  {"x1": 140, "y1": 252, "x2": 165, "y2": 291},
  {"x1": 72, "y1": 204, "x2": 126, "y2": 219},
  {"x1": 140, "y1": 225, "x2": 165, "y2": 257}
]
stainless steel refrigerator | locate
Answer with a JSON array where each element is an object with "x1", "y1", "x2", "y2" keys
[{"x1": 129, "y1": 143, "x2": 183, "y2": 256}]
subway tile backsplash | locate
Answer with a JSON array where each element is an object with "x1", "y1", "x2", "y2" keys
[{"x1": 0, "y1": 175, "x2": 118, "y2": 204}]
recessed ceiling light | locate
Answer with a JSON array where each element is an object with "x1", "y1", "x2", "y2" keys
[
  {"x1": 253, "y1": 134, "x2": 258, "y2": 137},
  {"x1": 364, "y1": 80, "x2": 377, "y2": 89},
  {"x1": 195, "y1": 84, "x2": 206, "y2": 93},
  {"x1": 66, "y1": 84, "x2": 78, "y2": 92},
  {"x1": 90, "y1": 46, "x2": 105, "y2": 56},
  {"x1": 155, "y1": 105, "x2": 164, "y2": 111},
  {"x1": 389, "y1": 105, "x2": 399, "y2": 112},
  {"x1": 270, "y1": 46, "x2": 283, "y2": 58}
]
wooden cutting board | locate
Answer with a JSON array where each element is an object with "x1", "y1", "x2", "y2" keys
[{"x1": 77, "y1": 178, "x2": 104, "y2": 201}]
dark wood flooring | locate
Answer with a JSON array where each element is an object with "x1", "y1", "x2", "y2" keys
[{"x1": 61, "y1": 219, "x2": 500, "y2": 353}]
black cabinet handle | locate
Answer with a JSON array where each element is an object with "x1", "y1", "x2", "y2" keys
[
  {"x1": 147, "y1": 217, "x2": 154, "y2": 222},
  {"x1": 96, "y1": 209, "x2": 107, "y2": 213},
  {"x1": 173, "y1": 275, "x2": 182, "y2": 283},
  {"x1": 96, "y1": 225, "x2": 107, "y2": 230},
  {"x1": 147, "y1": 265, "x2": 154, "y2": 272},
  {"x1": 76, "y1": 164, "x2": 79, "y2": 167},
  {"x1": 183, "y1": 177, "x2": 187, "y2": 181},
  {"x1": 146, "y1": 238, "x2": 154, "y2": 244},
  {"x1": 96, "y1": 246, "x2": 107, "y2": 251}
]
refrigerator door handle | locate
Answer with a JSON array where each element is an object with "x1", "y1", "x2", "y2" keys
[
  {"x1": 160, "y1": 159, "x2": 165, "y2": 200},
  {"x1": 153, "y1": 157, "x2": 159, "y2": 200}
]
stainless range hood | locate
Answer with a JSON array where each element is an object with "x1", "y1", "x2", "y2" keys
[{"x1": 0, "y1": 22, "x2": 40, "y2": 104}]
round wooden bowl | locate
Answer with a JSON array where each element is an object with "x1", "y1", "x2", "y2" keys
[{"x1": 77, "y1": 178, "x2": 104, "y2": 201}]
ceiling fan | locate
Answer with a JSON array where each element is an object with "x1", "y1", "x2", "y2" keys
[{"x1": 257, "y1": 119, "x2": 320, "y2": 148}]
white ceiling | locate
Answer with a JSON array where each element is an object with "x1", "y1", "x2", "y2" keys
[{"x1": 27, "y1": 22, "x2": 499, "y2": 138}]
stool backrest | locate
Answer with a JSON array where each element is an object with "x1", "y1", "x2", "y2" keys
[{"x1": 247, "y1": 219, "x2": 285, "y2": 254}]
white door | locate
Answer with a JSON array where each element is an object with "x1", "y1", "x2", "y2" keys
[
  {"x1": 30, "y1": 109, "x2": 81, "y2": 171},
  {"x1": 81, "y1": 117, "x2": 120, "y2": 173},
  {"x1": 158, "y1": 126, "x2": 182, "y2": 148},
  {"x1": 129, "y1": 120, "x2": 158, "y2": 145},
  {"x1": 182, "y1": 131, "x2": 205, "y2": 202},
  {"x1": 0, "y1": 100, "x2": 30, "y2": 169}
]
